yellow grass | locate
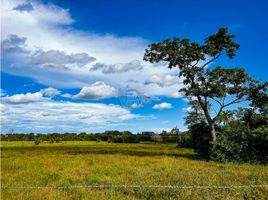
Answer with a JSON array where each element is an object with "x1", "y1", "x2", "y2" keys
[{"x1": 1, "y1": 141, "x2": 267, "y2": 199}]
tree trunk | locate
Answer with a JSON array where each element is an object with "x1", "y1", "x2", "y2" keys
[
  {"x1": 196, "y1": 96, "x2": 217, "y2": 141},
  {"x1": 199, "y1": 102, "x2": 217, "y2": 141},
  {"x1": 209, "y1": 122, "x2": 217, "y2": 142}
]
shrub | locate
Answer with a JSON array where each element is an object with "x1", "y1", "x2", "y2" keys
[
  {"x1": 34, "y1": 139, "x2": 41, "y2": 146},
  {"x1": 210, "y1": 125, "x2": 268, "y2": 164},
  {"x1": 189, "y1": 122, "x2": 211, "y2": 159},
  {"x1": 111, "y1": 135, "x2": 140, "y2": 143},
  {"x1": 180, "y1": 132, "x2": 193, "y2": 148}
]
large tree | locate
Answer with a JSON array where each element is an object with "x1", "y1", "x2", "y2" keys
[{"x1": 144, "y1": 28, "x2": 268, "y2": 142}]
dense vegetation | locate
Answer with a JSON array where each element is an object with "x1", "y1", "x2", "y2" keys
[
  {"x1": 0, "y1": 131, "x2": 193, "y2": 149},
  {"x1": 1, "y1": 141, "x2": 267, "y2": 200},
  {"x1": 187, "y1": 108, "x2": 268, "y2": 164}
]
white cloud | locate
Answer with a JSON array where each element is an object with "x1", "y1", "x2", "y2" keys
[
  {"x1": 74, "y1": 81, "x2": 118, "y2": 100},
  {"x1": 170, "y1": 91, "x2": 183, "y2": 98},
  {"x1": 1, "y1": 100, "x2": 139, "y2": 133},
  {"x1": 153, "y1": 102, "x2": 173, "y2": 110},
  {"x1": 145, "y1": 74, "x2": 179, "y2": 87},
  {"x1": 3, "y1": 87, "x2": 61, "y2": 103},
  {"x1": 131, "y1": 103, "x2": 143, "y2": 109},
  {"x1": 4, "y1": 92, "x2": 46, "y2": 104},
  {"x1": 61, "y1": 93, "x2": 73, "y2": 98},
  {"x1": 40, "y1": 87, "x2": 61, "y2": 97},
  {"x1": 1, "y1": 0, "x2": 184, "y2": 98}
]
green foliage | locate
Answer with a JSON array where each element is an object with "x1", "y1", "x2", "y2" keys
[
  {"x1": 180, "y1": 132, "x2": 193, "y2": 148},
  {"x1": 189, "y1": 122, "x2": 211, "y2": 159},
  {"x1": 189, "y1": 108, "x2": 268, "y2": 164},
  {"x1": 110, "y1": 135, "x2": 140, "y2": 143},
  {"x1": 34, "y1": 138, "x2": 41, "y2": 146},
  {"x1": 239, "y1": 108, "x2": 268, "y2": 129},
  {"x1": 210, "y1": 125, "x2": 268, "y2": 164}
]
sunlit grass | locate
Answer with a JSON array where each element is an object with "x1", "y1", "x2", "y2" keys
[{"x1": 1, "y1": 141, "x2": 267, "y2": 199}]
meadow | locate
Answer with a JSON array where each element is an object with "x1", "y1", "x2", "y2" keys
[{"x1": 1, "y1": 141, "x2": 267, "y2": 199}]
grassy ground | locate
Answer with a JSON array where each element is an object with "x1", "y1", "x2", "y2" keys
[{"x1": 1, "y1": 141, "x2": 267, "y2": 199}]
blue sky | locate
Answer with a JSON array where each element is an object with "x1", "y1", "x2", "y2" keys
[{"x1": 1, "y1": 0, "x2": 268, "y2": 133}]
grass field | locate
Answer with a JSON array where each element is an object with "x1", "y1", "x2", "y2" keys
[{"x1": 1, "y1": 141, "x2": 267, "y2": 199}]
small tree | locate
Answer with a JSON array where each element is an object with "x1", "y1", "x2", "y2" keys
[
  {"x1": 34, "y1": 138, "x2": 41, "y2": 146},
  {"x1": 144, "y1": 28, "x2": 268, "y2": 142}
]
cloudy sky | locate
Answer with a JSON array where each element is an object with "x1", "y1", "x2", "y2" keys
[{"x1": 1, "y1": 0, "x2": 268, "y2": 133}]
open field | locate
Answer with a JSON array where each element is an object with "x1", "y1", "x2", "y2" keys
[{"x1": 1, "y1": 141, "x2": 268, "y2": 199}]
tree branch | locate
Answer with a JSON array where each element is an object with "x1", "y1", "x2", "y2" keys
[
  {"x1": 201, "y1": 53, "x2": 221, "y2": 69},
  {"x1": 210, "y1": 97, "x2": 223, "y2": 108},
  {"x1": 213, "y1": 97, "x2": 246, "y2": 121}
]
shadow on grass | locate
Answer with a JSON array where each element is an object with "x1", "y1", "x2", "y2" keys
[
  {"x1": 2, "y1": 145, "x2": 199, "y2": 161},
  {"x1": 66, "y1": 149, "x2": 198, "y2": 160}
]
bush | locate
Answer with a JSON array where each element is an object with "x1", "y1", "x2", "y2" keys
[
  {"x1": 111, "y1": 135, "x2": 140, "y2": 143},
  {"x1": 251, "y1": 126, "x2": 268, "y2": 163},
  {"x1": 180, "y1": 132, "x2": 193, "y2": 148},
  {"x1": 190, "y1": 122, "x2": 211, "y2": 159},
  {"x1": 34, "y1": 139, "x2": 41, "y2": 146},
  {"x1": 210, "y1": 125, "x2": 268, "y2": 164}
]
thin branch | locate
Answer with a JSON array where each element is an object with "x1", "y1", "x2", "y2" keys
[
  {"x1": 210, "y1": 97, "x2": 223, "y2": 107},
  {"x1": 223, "y1": 98, "x2": 246, "y2": 108},
  {"x1": 213, "y1": 97, "x2": 246, "y2": 121},
  {"x1": 201, "y1": 53, "x2": 221, "y2": 69}
]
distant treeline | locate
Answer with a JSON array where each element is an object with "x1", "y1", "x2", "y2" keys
[{"x1": 0, "y1": 130, "x2": 193, "y2": 147}]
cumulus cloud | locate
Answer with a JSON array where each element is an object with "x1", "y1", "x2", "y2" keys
[
  {"x1": 3, "y1": 87, "x2": 61, "y2": 103},
  {"x1": 92, "y1": 60, "x2": 143, "y2": 74},
  {"x1": 145, "y1": 74, "x2": 179, "y2": 87},
  {"x1": 153, "y1": 102, "x2": 173, "y2": 110},
  {"x1": 131, "y1": 103, "x2": 143, "y2": 109},
  {"x1": 74, "y1": 81, "x2": 118, "y2": 100},
  {"x1": 40, "y1": 87, "x2": 61, "y2": 97},
  {"x1": 4, "y1": 92, "x2": 45, "y2": 104},
  {"x1": 1, "y1": 101, "x2": 139, "y2": 133}
]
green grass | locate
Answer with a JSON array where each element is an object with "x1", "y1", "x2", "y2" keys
[{"x1": 1, "y1": 141, "x2": 267, "y2": 199}]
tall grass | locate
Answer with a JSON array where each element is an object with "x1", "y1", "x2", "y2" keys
[{"x1": 1, "y1": 141, "x2": 267, "y2": 199}]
